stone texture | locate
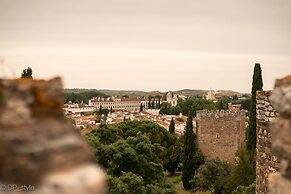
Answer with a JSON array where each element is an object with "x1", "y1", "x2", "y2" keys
[
  {"x1": 196, "y1": 110, "x2": 246, "y2": 164},
  {"x1": 256, "y1": 91, "x2": 279, "y2": 194},
  {"x1": 268, "y1": 75, "x2": 291, "y2": 194},
  {"x1": 0, "y1": 78, "x2": 106, "y2": 194}
]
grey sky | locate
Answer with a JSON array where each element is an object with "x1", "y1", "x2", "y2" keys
[{"x1": 0, "y1": 0, "x2": 291, "y2": 93}]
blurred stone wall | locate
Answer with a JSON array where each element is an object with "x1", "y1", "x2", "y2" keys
[
  {"x1": 268, "y1": 75, "x2": 291, "y2": 194},
  {"x1": 0, "y1": 78, "x2": 106, "y2": 194},
  {"x1": 256, "y1": 91, "x2": 279, "y2": 194}
]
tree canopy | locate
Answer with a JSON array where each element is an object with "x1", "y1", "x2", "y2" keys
[
  {"x1": 192, "y1": 159, "x2": 230, "y2": 194},
  {"x1": 21, "y1": 67, "x2": 33, "y2": 78},
  {"x1": 86, "y1": 121, "x2": 179, "y2": 194},
  {"x1": 65, "y1": 91, "x2": 108, "y2": 103}
]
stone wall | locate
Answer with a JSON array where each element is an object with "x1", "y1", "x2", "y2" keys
[
  {"x1": 268, "y1": 75, "x2": 291, "y2": 194},
  {"x1": 0, "y1": 78, "x2": 106, "y2": 194},
  {"x1": 196, "y1": 110, "x2": 246, "y2": 164},
  {"x1": 256, "y1": 91, "x2": 279, "y2": 194}
]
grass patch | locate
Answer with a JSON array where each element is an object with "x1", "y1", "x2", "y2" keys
[{"x1": 168, "y1": 174, "x2": 211, "y2": 194}]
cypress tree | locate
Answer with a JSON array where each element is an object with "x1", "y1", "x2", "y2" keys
[
  {"x1": 21, "y1": 67, "x2": 33, "y2": 78},
  {"x1": 140, "y1": 103, "x2": 143, "y2": 112},
  {"x1": 148, "y1": 97, "x2": 151, "y2": 109},
  {"x1": 182, "y1": 114, "x2": 204, "y2": 190},
  {"x1": 152, "y1": 99, "x2": 155, "y2": 109},
  {"x1": 98, "y1": 106, "x2": 103, "y2": 115},
  {"x1": 246, "y1": 63, "x2": 263, "y2": 154},
  {"x1": 169, "y1": 117, "x2": 175, "y2": 133}
]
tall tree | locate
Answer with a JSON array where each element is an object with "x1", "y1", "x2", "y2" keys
[
  {"x1": 21, "y1": 67, "x2": 33, "y2": 78},
  {"x1": 182, "y1": 114, "x2": 204, "y2": 190},
  {"x1": 246, "y1": 63, "x2": 263, "y2": 154},
  {"x1": 148, "y1": 97, "x2": 151, "y2": 109},
  {"x1": 151, "y1": 99, "x2": 155, "y2": 109},
  {"x1": 169, "y1": 118, "x2": 175, "y2": 133},
  {"x1": 98, "y1": 106, "x2": 103, "y2": 115},
  {"x1": 140, "y1": 103, "x2": 143, "y2": 112}
]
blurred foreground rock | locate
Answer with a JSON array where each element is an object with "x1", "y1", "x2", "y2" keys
[
  {"x1": 269, "y1": 75, "x2": 291, "y2": 194},
  {"x1": 0, "y1": 78, "x2": 106, "y2": 194}
]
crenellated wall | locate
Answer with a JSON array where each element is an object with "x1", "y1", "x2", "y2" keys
[
  {"x1": 196, "y1": 110, "x2": 246, "y2": 164},
  {"x1": 256, "y1": 91, "x2": 279, "y2": 194}
]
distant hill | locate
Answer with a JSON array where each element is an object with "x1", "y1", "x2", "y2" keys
[
  {"x1": 175, "y1": 89, "x2": 208, "y2": 97},
  {"x1": 98, "y1": 89, "x2": 150, "y2": 98},
  {"x1": 64, "y1": 88, "x2": 245, "y2": 98}
]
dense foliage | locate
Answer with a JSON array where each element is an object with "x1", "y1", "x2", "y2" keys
[
  {"x1": 160, "y1": 95, "x2": 252, "y2": 117},
  {"x1": 192, "y1": 159, "x2": 230, "y2": 194},
  {"x1": 182, "y1": 115, "x2": 205, "y2": 190},
  {"x1": 189, "y1": 148, "x2": 256, "y2": 194},
  {"x1": 21, "y1": 67, "x2": 33, "y2": 78},
  {"x1": 231, "y1": 182, "x2": 255, "y2": 194},
  {"x1": 86, "y1": 121, "x2": 180, "y2": 194},
  {"x1": 246, "y1": 63, "x2": 263, "y2": 154},
  {"x1": 65, "y1": 91, "x2": 108, "y2": 103},
  {"x1": 223, "y1": 148, "x2": 256, "y2": 193},
  {"x1": 160, "y1": 98, "x2": 217, "y2": 116}
]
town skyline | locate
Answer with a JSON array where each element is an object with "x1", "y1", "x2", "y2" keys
[{"x1": 1, "y1": 63, "x2": 290, "y2": 94}]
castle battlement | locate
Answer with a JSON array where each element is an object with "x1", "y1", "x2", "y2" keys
[{"x1": 196, "y1": 109, "x2": 246, "y2": 120}]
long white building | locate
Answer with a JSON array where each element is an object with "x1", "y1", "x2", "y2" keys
[{"x1": 89, "y1": 97, "x2": 147, "y2": 112}]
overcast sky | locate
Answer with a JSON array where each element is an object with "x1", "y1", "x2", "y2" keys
[{"x1": 0, "y1": 0, "x2": 291, "y2": 93}]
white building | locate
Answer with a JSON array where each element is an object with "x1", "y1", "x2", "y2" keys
[
  {"x1": 166, "y1": 92, "x2": 178, "y2": 106},
  {"x1": 89, "y1": 97, "x2": 146, "y2": 112},
  {"x1": 63, "y1": 102, "x2": 96, "y2": 115},
  {"x1": 206, "y1": 90, "x2": 217, "y2": 101}
]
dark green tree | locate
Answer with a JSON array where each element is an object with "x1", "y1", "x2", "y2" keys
[
  {"x1": 140, "y1": 103, "x2": 143, "y2": 112},
  {"x1": 21, "y1": 67, "x2": 33, "y2": 78},
  {"x1": 64, "y1": 91, "x2": 108, "y2": 103},
  {"x1": 86, "y1": 121, "x2": 177, "y2": 194},
  {"x1": 246, "y1": 63, "x2": 263, "y2": 154},
  {"x1": 98, "y1": 106, "x2": 103, "y2": 115},
  {"x1": 232, "y1": 182, "x2": 255, "y2": 194},
  {"x1": 232, "y1": 95, "x2": 239, "y2": 101},
  {"x1": 182, "y1": 114, "x2": 204, "y2": 190},
  {"x1": 192, "y1": 159, "x2": 230, "y2": 194},
  {"x1": 224, "y1": 148, "x2": 256, "y2": 193},
  {"x1": 152, "y1": 99, "x2": 155, "y2": 109},
  {"x1": 164, "y1": 134, "x2": 182, "y2": 175},
  {"x1": 169, "y1": 118, "x2": 175, "y2": 133},
  {"x1": 148, "y1": 97, "x2": 151, "y2": 109}
]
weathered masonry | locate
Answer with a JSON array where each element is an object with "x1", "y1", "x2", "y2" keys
[
  {"x1": 0, "y1": 78, "x2": 106, "y2": 194},
  {"x1": 256, "y1": 91, "x2": 279, "y2": 194},
  {"x1": 268, "y1": 75, "x2": 291, "y2": 194},
  {"x1": 196, "y1": 110, "x2": 246, "y2": 164}
]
